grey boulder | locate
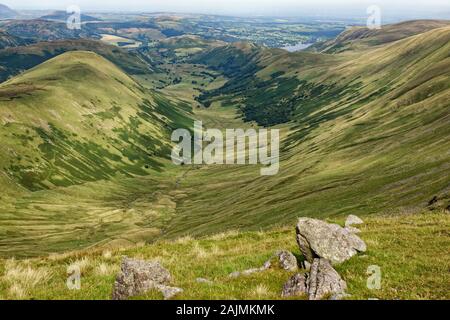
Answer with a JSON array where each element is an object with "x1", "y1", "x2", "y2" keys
[
  {"x1": 307, "y1": 258, "x2": 347, "y2": 300},
  {"x1": 281, "y1": 258, "x2": 347, "y2": 300},
  {"x1": 112, "y1": 257, "x2": 180, "y2": 300},
  {"x1": 296, "y1": 217, "x2": 366, "y2": 265}
]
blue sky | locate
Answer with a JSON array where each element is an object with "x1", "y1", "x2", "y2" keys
[{"x1": 3, "y1": 0, "x2": 450, "y2": 18}]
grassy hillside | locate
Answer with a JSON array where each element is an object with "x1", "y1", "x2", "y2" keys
[
  {"x1": 155, "y1": 25, "x2": 450, "y2": 239},
  {"x1": 0, "y1": 39, "x2": 157, "y2": 82},
  {"x1": 0, "y1": 20, "x2": 89, "y2": 42},
  {"x1": 0, "y1": 31, "x2": 30, "y2": 50},
  {"x1": 308, "y1": 20, "x2": 450, "y2": 53},
  {"x1": 0, "y1": 51, "x2": 190, "y2": 193},
  {"x1": 0, "y1": 21, "x2": 448, "y2": 262},
  {"x1": 0, "y1": 211, "x2": 447, "y2": 300}
]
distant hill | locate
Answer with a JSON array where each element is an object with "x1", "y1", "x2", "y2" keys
[
  {"x1": 0, "y1": 19, "x2": 89, "y2": 41},
  {"x1": 308, "y1": 19, "x2": 450, "y2": 53},
  {"x1": 0, "y1": 30, "x2": 29, "y2": 49},
  {"x1": 0, "y1": 51, "x2": 190, "y2": 193},
  {"x1": 0, "y1": 39, "x2": 157, "y2": 82},
  {"x1": 40, "y1": 10, "x2": 102, "y2": 22},
  {"x1": 0, "y1": 3, "x2": 17, "y2": 19}
]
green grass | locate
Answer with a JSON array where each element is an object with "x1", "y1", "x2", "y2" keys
[
  {"x1": 0, "y1": 23, "x2": 448, "y2": 266},
  {"x1": 0, "y1": 212, "x2": 447, "y2": 300}
]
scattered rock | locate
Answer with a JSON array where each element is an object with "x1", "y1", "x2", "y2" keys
[
  {"x1": 156, "y1": 284, "x2": 183, "y2": 300},
  {"x1": 229, "y1": 255, "x2": 274, "y2": 278},
  {"x1": 196, "y1": 278, "x2": 213, "y2": 284},
  {"x1": 345, "y1": 215, "x2": 364, "y2": 227},
  {"x1": 112, "y1": 257, "x2": 174, "y2": 300},
  {"x1": 275, "y1": 250, "x2": 298, "y2": 271},
  {"x1": 281, "y1": 273, "x2": 307, "y2": 298},
  {"x1": 307, "y1": 258, "x2": 347, "y2": 300},
  {"x1": 296, "y1": 217, "x2": 366, "y2": 265},
  {"x1": 242, "y1": 268, "x2": 261, "y2": 276}
]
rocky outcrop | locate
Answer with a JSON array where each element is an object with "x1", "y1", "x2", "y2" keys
[
  {"x1": 282, "y1": 258, "x2": 347, "y2": 300},
  {"x1": 296, "y1": 217, "x2": 366, "y2": 265},
  {"x1": 112, "y1": 257, "x2": 182, "y2": 300}
]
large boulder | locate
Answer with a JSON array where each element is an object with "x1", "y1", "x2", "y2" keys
[
  {"x1": 112, "y1": 257, "x2": 180, "y2": 300},
  {"x1": 307, "y1": 258, "x2": 347, "y2": 300},
  {"x1": 281, "y1": 258, "x2": 347, "y2": 300},
  {"x1": 296, "y1": 218, "x2": 366, "y2": 265}
]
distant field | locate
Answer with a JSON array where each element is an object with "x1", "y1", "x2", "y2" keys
[{"x1": 100, "y1": 34, "x2": 142, "y2": 48}]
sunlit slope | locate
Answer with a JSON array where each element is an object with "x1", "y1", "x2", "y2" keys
[
  {"x1": 0, "y1": 51, "x2": 190, "y2": 196},
  {"x1": 0, "y1": 39, "x2": 157, "y2": 83},
  {"x1": 160, "y1": 27, "x2": 450, "y2": 237},
  {"x1": 308, "y1": 19, "x2": 450, "y2": 53},
  {"x1": 1, "y1": 25, "x2": 449, "y2": 258}
]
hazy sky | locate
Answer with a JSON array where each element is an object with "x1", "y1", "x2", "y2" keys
[{"x1": 3, "y1": 0, "x2": 450, "y2": 17}]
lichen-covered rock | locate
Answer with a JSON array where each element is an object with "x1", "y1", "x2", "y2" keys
[
  {"x1": 281, "y1": 273, "x2": 307, "y2": 298},
  {"x1": 112, "y1": 257, "x2": 172, "y2": 300},
  {"x1": 281, "y1": 259, "x2": 347, "y2": 300},
  {"x1": 296, "y1": 218, "x2": 366, "y2": 265},
  {"x1": 307, "y1": 258, "x2": 347, "y2": 300},
  {"x1": 345, "y1": 215, "x2": 364, "y2": 227},
  {"x1": 276, "y1": 250, "x2": 298, "y2": 271}
]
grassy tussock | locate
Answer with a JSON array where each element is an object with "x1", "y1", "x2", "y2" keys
[{"x1": 0, "y1": 211, "x2": 448, "y2": 300}]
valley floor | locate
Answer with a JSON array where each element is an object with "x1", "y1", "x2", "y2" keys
[{"x1": 0, "y1": 211, "x2": 448, "y2": 300}]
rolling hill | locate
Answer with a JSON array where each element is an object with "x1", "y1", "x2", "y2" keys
[
  {"x1": 40, "y1": 10, "x2": 102, "y2": 23},
  {"x1": 307, "y1": 19, "x2": 450, "y2": 53},
  {"x1": 0, "y1": 19, "x2": 89, "y2": 41},
  {"x1": 0, "y1": 3, "x2": 16, "y2": 19},
  {"x1": 0, "y1": 20, "x2": 448, "y2": 259},
  {"x1": 160, "y1": 24, "x2": 450, "y2": 238},
  {"x1": 0, "y1": 39, "x2": 157, "y2": 82},
  {"x1": 0, "y1": 51, "x2": 190, "y2": 193},
  {"x1": 0, "y1": 30, "x2": 29, "y2": 50}
]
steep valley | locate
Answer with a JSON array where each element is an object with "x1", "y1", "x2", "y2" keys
[{"x1": 0, "y1": 21, "x2": 448, "y2": 260}]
